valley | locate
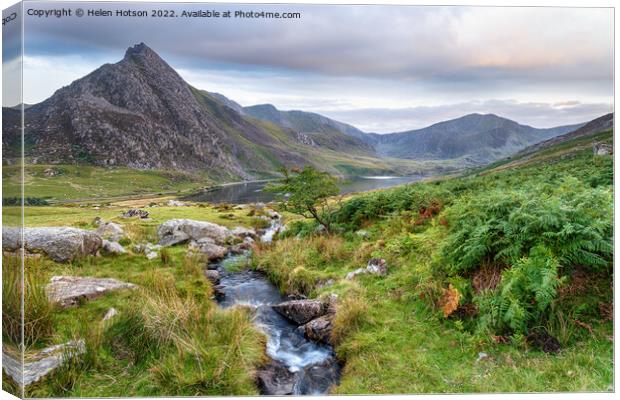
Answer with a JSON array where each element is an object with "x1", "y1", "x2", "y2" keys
[
  {"x1": 1, "y1": 42, "x2": 613, "y2": 398},
  {"x1": 2, "y1": 114, "x2": 613, "y2": 396},
  {"x1": 2, "y1": 43, "x2": 601, "y2": 204}
]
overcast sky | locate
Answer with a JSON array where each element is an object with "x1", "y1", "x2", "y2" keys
[{"x1": 3, "y1": 2, "x2": 614, "y2": 132}]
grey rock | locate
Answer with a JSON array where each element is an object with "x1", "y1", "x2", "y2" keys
[
  {"x1": 345, "y1": 268, "x2": 366, "y2": 280},
  {"x1": 102, "y1": 307, "x2": 118, "y2": 321},
  {"x1": 256, "y1": 360, "x2": 295, "y2": 395},
  {"x1": 231, "y1": 226, "x2": 257, "y2": 239},
  {"x1": 188, "y1": 238, "x2": 228, "y2": 261},
  {"x1": 366, "y1": 258, "x2": 388, "y2": 275},
  {"x1": 212, "y1": 284, "x2": 226, "y2": 301},
  {"x1": 229, "y1": 236, "x2": 254, "y2": 255},
  {"x1": 355, "y1": 229, "x2": 370, "y2": 238},
  {"x1": 204, "y1": 270, "x2": 220, "y2": 285},
  {"x1": 43, "y1": 168, "x2": 59, "y2": 177},
  {"x1": 594, "y1": 143, "x2": 613, "y2": 156},
  {"x1": 157, "y1": 219, "x2": 231, "y2": 246},
  {"x1": 46, "y1": 276, "x2": 136, "y2": 307},
  {"x1": 2, "y1": 227, "x2": 102, "y2": 262},
  {"x1": 102, "y1": 239, "x2": 126, "y2": 255},
  {"x1": 2, "y1": 340, "x2": 85, "y2": 386},
  {"x1": 346, "y1": 259, "x2": 388, "y2": 280},
  {"x1": 96, "y1": 221, "x2": 124, "y2": 241},
  {"x1": 303, "y1": 315, "x2": 333, "y2": 345},
  {"x1": 317, "y1": 279, "x2": 335, "y2": 289},
  {"x1": 166, "y1": 199, "x2": 188, "y2": 207},
  {"x1": 121, "y1": 209, "x2": 149, "y2": 219},
  {"x1": 295, "y1": 359, "x2": 341, "y2": 395},
  {"x1": 266, "y1": 209, "x2": 281, "y2": 219},
  {"x1": 146, "y1": 251, "x2": 158, "y2": 260},
  {"x1": 272, "y1": 299, "x2": 328, "y2": 325}
]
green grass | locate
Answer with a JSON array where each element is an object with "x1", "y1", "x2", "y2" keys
[
  {"x1": 2, "y1": 164, "x2": 213, "y2": 202},
  {"x1": 250, "y1": 129, "x2": 614, "y2": 394},
  {"x1": 4, "y1": 202, "x2": 262, "y2": 230},
  {"x1": 3, "y1": 128, "x2": 613, "y2": 395},
  {"x1": 2, "y1": 207, "x2": 268, "y2": 397}
]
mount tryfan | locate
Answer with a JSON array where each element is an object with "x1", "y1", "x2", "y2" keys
[{"x1": 4, "y1": 43, "x2": 317, "y2": 180}]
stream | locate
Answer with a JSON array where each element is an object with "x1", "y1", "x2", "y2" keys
[{"x1": 211, "y1": 219, "x2": 341, "y2": 395}]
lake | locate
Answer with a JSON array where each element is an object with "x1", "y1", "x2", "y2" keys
[{"x1": 183, "y1": 175, "x2": 423, "y2": 204}]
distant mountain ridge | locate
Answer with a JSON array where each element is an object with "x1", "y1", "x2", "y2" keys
[
  {"x1": 371, "y1": 113, "x2": 583, "y2": 163},
  {"x1": 513, "y1": 113, "x2": 613, "y2": 158},
  {"x1": 243, "y1": 104, "x2": 374, "y2": 154},
  {"x1": 2, "y1": 42, "x2": 603, "y2": 181},
  {"x1": 240, "y1": 104, "x2": 586, "y2": 164}
]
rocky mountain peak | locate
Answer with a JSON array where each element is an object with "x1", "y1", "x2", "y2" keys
[
  {"x1": 120, "y1": 42, "x2": 176, "y2": 76},
  {"x1": 123, "y1": 42, "x2": 158, "y2": 60}
]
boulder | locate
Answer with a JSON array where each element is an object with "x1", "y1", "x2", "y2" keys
[
  {"x1": 266, "y1": 209, "x2": 281, "y2": 219},
  {"x1": 231, "y1": 226, "x2": 257, "y2": 239},
  {"x1": 121, "y1": 209, "x2": 149, "y2": 219},
  {"x1": 295, "y1": 359, "x2": 341, "y2": 395},
  {"x1": 146, "y1": 251, "x2": 158, "y2": 260},
  {"x1": 256, "y1": 360, "x2": 295, "y2": 395},
  {"x1": 157, "y1": 219, "x2": 230, "y2": 246},
  {"x1": 355, "y1": 229, "x2": 370, "y2": 238},
  {"x1": 188, "y1": 238, "x2": 228, "y2": 261},
  {"x1": 96, "y1": 221, "x2": 124, "y2": 241},
  {"x1": 303, "y1": 315, "x2": 333, "y2": 345},
  {"x1": 204, "y1": 270, "x2": 220, "y2": 285},
  {"x1": 212, "y1": 284, "x2": 226, "y2": 301},
  {"x1": 134, "y1": 242, "x2": 161, "y2": 254},
  {"x1": 2, "y1": 340, "x2": 85, "y2": 386},
  {"x1": 166, "y1": 199, "x2": 187, "y2": 207},
  {"x1": 273, "y1": 299, "x2": 328, "y2": 325},
  {"x1": 2, "y1": 227, "x2": 102, "y2": 262},
  {"x1": 593, "y1": 143, "x2": 613, "y2": 156},
  {"x1": 366, "y1": 258, "x2": 388, "y2": 275},
  {"x1": 102, "y1": 240, "x2": 126, "y2": 255},
  {"x1": 229, "y1": 237, "x2": 254, "y2": 255},
  {"x1": 345, "y1": 268, "x2": 366, "y2": 280},
  {"x1": 46, "y1": 276, "x2": 136, "y2": 307},
  {"x1": 346, "y1": 258, "x2": 388, "y2": 280},
  {"x1": 102, "y1": 307, "x2": 118, "y2": 321}
]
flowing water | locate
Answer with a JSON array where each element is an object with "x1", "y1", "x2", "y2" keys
[{"x1": 212, "y1": 219, "x2": 340, "y2": 395}]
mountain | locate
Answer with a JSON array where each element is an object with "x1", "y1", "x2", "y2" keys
[
  {"x1": 241, "y1": 104, "x2": 589, "y2": 165},
  {"x1": 373, "y1": 113, "x2": 583, "y2": 163},
  {"x1": 205, "y1": 91, "x2": 245, "y2": 114},
  {"x1": 2, "y1": 43, "x2": 343, "y2": 179},
  {"x1": 513, "y1": 113, "x2": 613, "y2": 158},
  {"x1": 243, "y1": 104, "x2": 375, "y2": 154},
  {"x1": 2, "y1": 43, "x2": 430, "y2": 180},
  {"x1": 1, "y1": 42, "x2": 595, "y2": 183}
]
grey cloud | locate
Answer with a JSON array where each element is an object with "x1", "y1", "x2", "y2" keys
[{"x1": 23, "y1": 3, "x2": 613, "y2": 83}]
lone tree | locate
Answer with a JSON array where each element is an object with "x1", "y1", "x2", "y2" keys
[{"x1": 268, "y1": 166, "x2": 339, "y2": 234}]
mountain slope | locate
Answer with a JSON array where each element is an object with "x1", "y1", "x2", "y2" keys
[
  {"x1": 2, "y1": 44, "x2": 338, "y2": 180},
  {"x1": 243, "y1": 104, "x2": 375, "y2": 154},
  {"x1": 1, "y1": 42, "x2": 595, "y2": 185},
  {"x1": 374, "y1": 113, "x2": 583, "y2": 163},
  {"x1": 3, "y1": 43, "x2": 434, "y2": 181},
  {"x1": 512, "y1": 113, "x2": 613, "y2": 159}
]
